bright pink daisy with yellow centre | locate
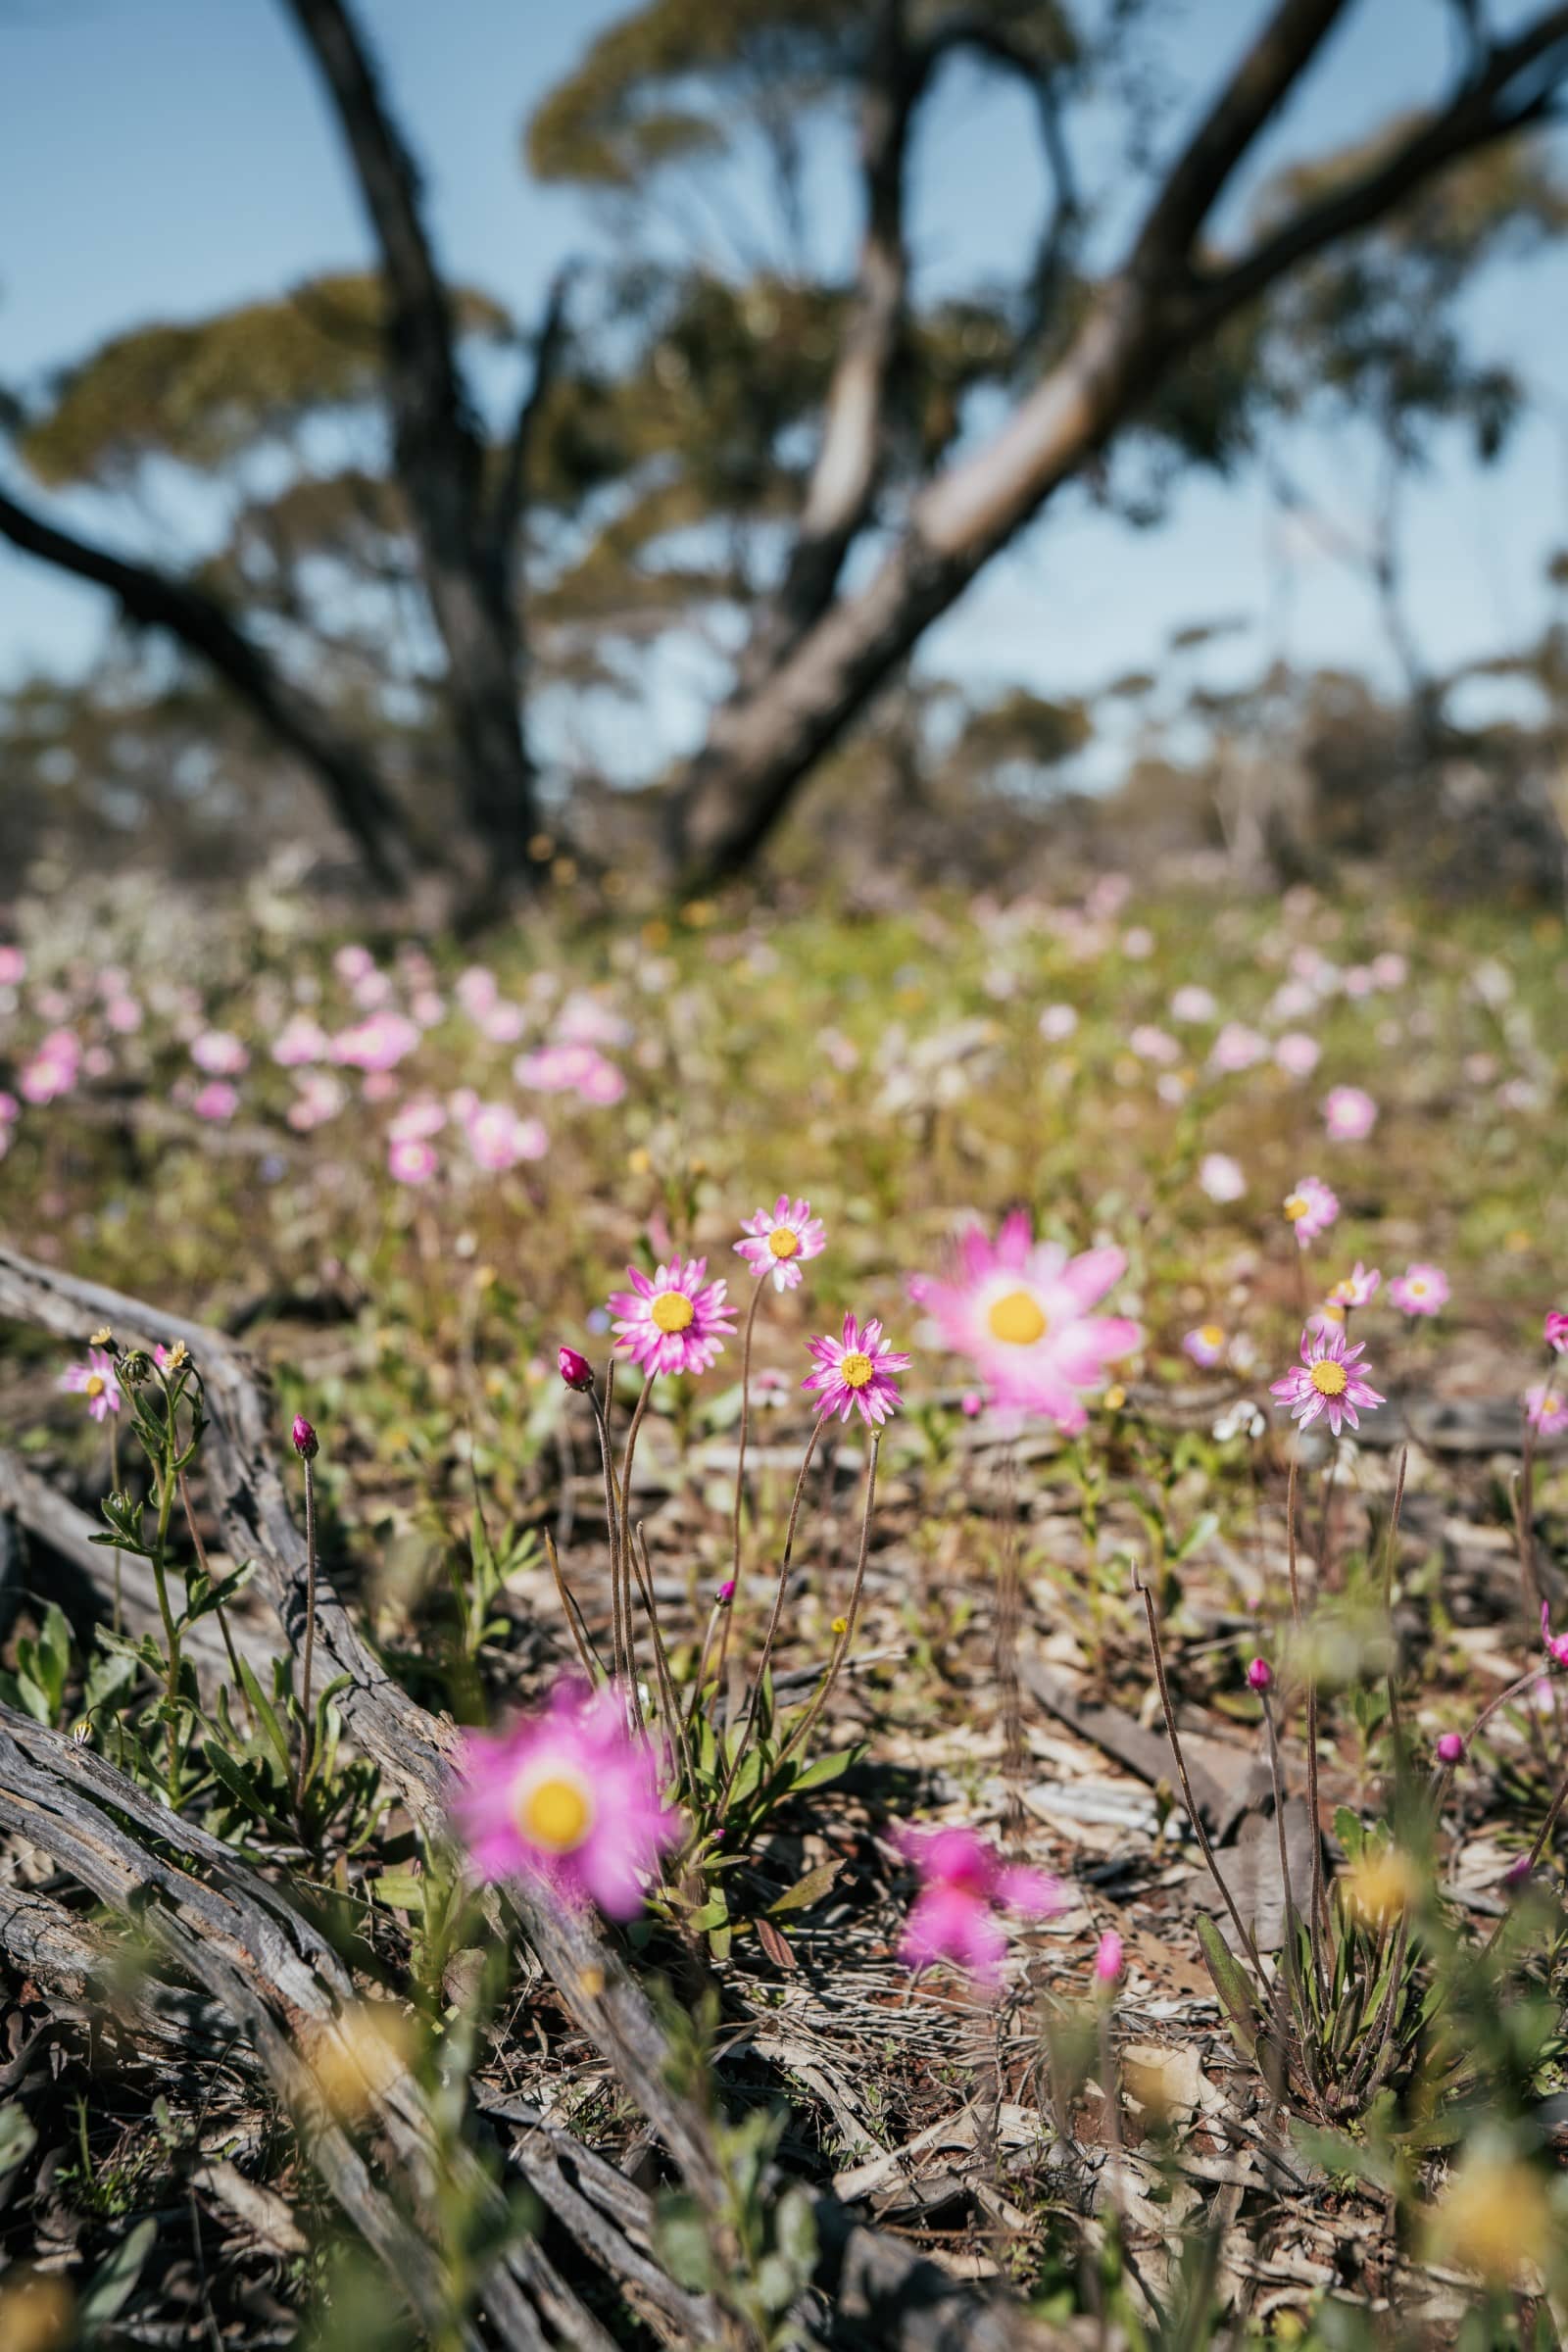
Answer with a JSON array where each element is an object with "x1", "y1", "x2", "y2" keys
[
  {"x1": 608, "y1": 1255, "x2": 736, "y2": 1377},
  {"x1": 1270, "y1": 1325, "x2": 1384, "y2": 1439},
  {"x1": 61, "y1": 1347, "x2": 122, "y2": 1423},
  {"x1": 734, "y1": 1195, "x2": 826, "y2": 1292},
  {"x1": 452, "y1": 1681, "x2": 680, "y2": 1917},
  {"x1": 803, "y1": 1310, "x2": 909, "y2": 1426},
  {"x1": 912, "y1": 1211, "x2": 1141, "y2": 1435}
]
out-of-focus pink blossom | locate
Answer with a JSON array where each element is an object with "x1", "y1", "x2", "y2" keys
[
  {"x1": 897, "y1": 1825, "x2": 1064, "y2": 1987},
  {"x1": 271, "y1": 1012, "x2": 330, "y2": 1066},
  {"x1": 1199, "y1": 1152, "x2": 1246, "y2": 1203},
  {"x1": 192, "y1": 1081, "x2": 239, "y2": 1122},
  {"x1": 914, "y1": 1213, "x2": 1140, "y2": 1435},
  {"x1": 1274, "y1": 1031, "x2": 1321, "y2": 1078},
  {"x1": 1525, "y1": 1384, "x2": 1568, "y2": 1437},
  {"x1": 331, "y1": 1012, "x2": 419, "y2": 1072},
  {"x1": 1390, "y1": 1264, "x2": 1448, "y2": 1316},
  {"x1": 1210, "y1": 1023, "x2": 1268, "y2": 1073},
  {"x1": 1323, "y1": 1086, "x2": 1378, "y2": 1142},
  {"x1": 388, "y1": 1138, "x2": 439, "y2": 1184}
]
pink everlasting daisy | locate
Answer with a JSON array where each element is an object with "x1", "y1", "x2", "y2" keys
[
  {"x1": 609, "y1": 1256, "x2": 736, "y2": 1378},
  {"x1": 1182, "y1": 1324, "x2": 1227, "y2": 1369},
  {"x1": 1270, "y1": 1325, "x2": 1384, "y2": 1439},
  {"x1": 1282, "y1": 1176, "x2": 1339, "y2": 1249},
  {"x1": 912, "y1": 1212, "x2": 1141, "y2": 1435},
  {"x1": 1545, "y1": 1311, "x2": 1568, "y2": 1355},
  {"x1": 1390, "y1": 1263, "x2": 1448, "y2": 1317},
  {"x1": 1525, "y1": 1384, "x2": 1568, "y2": 1437},
  {"x1": 1543, "y1": 1603, "x2": 1568, "y2": 1670},
  {"x1": 735, "y1": 1195, "x2": 827, "y2": 1292},
  {"x1": 897, "y1": 1826, "x2": 1064, "y2": 1988},
  {"x1": 1327, "y1": 1262, "x2": 1380, "y2": 1309},
  {"x1": 452, "y1": 1681, "x2": 679, "y2": 1918},
  {"x1": 803, "y1": 1310, "x2": 909, "y2": 1426},
  {"x1": 1323, "y1": 1086, "x2": 1378, "y2": 1142},
  {"x1": 61, "y1": 1348, "x2": 122, "y2": 1423}
]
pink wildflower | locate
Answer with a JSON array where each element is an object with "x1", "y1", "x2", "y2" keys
[
  {"x1": 1327, "y1": 1263, "x2": 1380, "y2": 1309},
  {"x1": 558, "y1": 1346, "x2": 595, "y2": 1393},
  {"x1": 913, "y1": 1213, "x2": 1140, "y2": 1435},
  {"x1": 61, "y1": 1348, "x2": 122, "y2": 1423},
  {"x1": 271, "y1": 1013, "x2": 330, "y2": 1067},
  {"x1": 1094, "y1": 1931, "x2": 1124, "y2": 1984},
  {"x1": 576, "y1": 1055, "x2": 627, "y2": 1106},
  {"x1": 803, "y1": 1310, "x2": 909, "y2": 1426},
  {"x1": 1544, "y1": 1311, "x2": 1568, "y2": 1355},
  {"x1": 1038, "y1": 1004, "x2": 1077, "y2": 1043},
  {"x1": 897, "y1": 1826, "x2": 1064, "y2": 1987},
  {"x1": 192, "y1": 1081, "x2": 239, "y2": 1123},
  {"x1": 388, "y1": 1138, "x2": 439, "y2": 1185},
  {"x1": 452, "y1": 1682, "x2": 679, "y2": 1917},
  {"x1": 1270, "y1": 1324, "x2": 1384, "y2": 1439},
  {"x1": 190, "y1": 1029, "x2": 249, "y2": 1077},
  {"x1": 466, "y1": 1102, "x2": 548, "y2": 1173},
  {"x1": 330, "y1": 1012, "x2": 419, "y2": 1073},
  {"x1": 1274, "y1": 1032, "x2": 1321, "y2": 1078},
  {"x1": 1390, "y1": 1264, "x2": 1448, "y2": 1317},
  {"x1": 1169, "y1": 984, "x2": 1216, "y2": 1023},
  {"x1": 1525, "y1": 1384, "x2": 1568, "y2": 1437},
  {"x1": 292, "y1": 1415, "x2": 318, "y2": 1460},
  {"x1": 609, "y1": 1256, "x2": 736, "y2": 1378},
  {"x1": 1436, "y1": 1733, "x2": 1464, "y2": 1766},
  {"x1": 1282, "y1": 1176, "x2": 1338, "y2": 1249},
  {"x1": 0, "y1": 947, "x2": 24, "y2": 985},
  {"x1": 735, "y1": 1196, "x2": 827, "y2": 1292},
  {"x1": 1210, "y1": 1022, "x2": 1268, "y2": 1073},
  {"x1": 1543, "y1": 1603, "x2": 1568, "y2": 1670},
  {"x1": 1199, "y1": 1152, "x2": 1246, "y2": 1203},
  {"x1": 1182, "y1": 1324, "x2": 1227, "y2": 1369},
  {"x1": 1246, "y1": 1657, "x2": 1273, "y2": 1692},
  {"x1": 1323, "y1": 1086, "x2": 1378, "y2": 1142}
]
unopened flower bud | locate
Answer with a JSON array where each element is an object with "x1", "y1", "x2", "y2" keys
[
  {"x1": 1246, "y1": 1656, "x2": 1273, "y2": 1693},
  {"x1": 1544, "y1": 1309, "x2": 1568, "y2": 1355},
  {"x1": 1436, "y1": 1732, "x2": 1464, "y2": 1766},
  {"x1": 291, "y1": 1414, "x2": 318, "y2": 1461},
  {"x1": 89, "y1": 1325, "x2": 114, "y2": 1350},
  {"x1": 1094, "y1": 1930, "x2": 1124, "y2": 1984},
  {"x1": 557, "y1": 1345, "x2": 595, "y2": 1393},
  {"x1": 716, "y1": 1579, "x2": 736, "y2": 1606}
]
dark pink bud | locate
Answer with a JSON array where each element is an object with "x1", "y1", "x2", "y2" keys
[
  {"x1": 291, "y1": 1414, "x2": 318, "y2": 1461},
  {"x1": 558, "y1": 1345, "x2": 595, "y2": 1393},
  {"x1": 1546, "y1": 1310, "x2": 1568, "y2": 1355},
  {"x1": 1436, "y1": 1732, "x2": 1464, "y2": 1766},
  {"x1": 1246, "y1": 1656, "x2": 1272, "y2": 1692},
  {"x1": 716, "y1": 1579, "x2": 736, "y2": 1606},
  {"x1": 1094, "y1": 1930, "x2": 1123, "y2": 1984}
]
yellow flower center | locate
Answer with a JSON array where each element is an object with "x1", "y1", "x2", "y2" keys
[
  {"x1": 651, "y1": 1291, "x2": 695, "y2": 1334},
  {"x1": 515, "y1": 1772, "x2": 594, "y2": 1853},
  {"x1": 1199, "y1": 1324, "x2": 1224, "y2": 1348},
  {"x1": 839, "y1": 1349, "x2": 875, "y2": 1389},
  {"x1": 1310, "y1": 1359, "x2": 1348, "y2": 1396},
  {"x1": 85, "y1": 1374, "x2": 105, "y2": 1399},
  {"x1": 1284, "y1": 1195, "x2": 1309, "y2": 1222},
  {"x1": 767, "y1": 1226, "x2": 799, "y2": 1259},
  {"x1": 987, "y1": 1289, "x2": 1047, "y2": 1347}
]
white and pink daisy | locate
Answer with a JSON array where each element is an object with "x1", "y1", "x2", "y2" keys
[
  {"x1": 1274, "y1": 1032, "x2": 1321, "y2": 1078},
  {"x1": 1282, "y1": 1176, "x2": 1339, "y2": 1249},
  {"x1": 1270, "y1": 1326, "x2": 1384, "y2": 1440},
  {"x1": 1182, "y1": 1324, "x2": 1227, "y2": 1369},
  {"x1": 897, "y1": 1826, "x2": 1063, "y2": 1988},
  {"x1": 1323, "y1": 1086, "x2": 1378, "y2": 1142},
  {"x1": 804, "y1": 1310, "x2": 909, "y2": 1426},
  {"x1": 609, "y1": 1256, "x2": 736, "y2": 1378},
  {"x1": 61, "y1": 1348, "x2": 122, "y2": 1423},
  {"x1": 453, "y1": 1681, "x2": 680, "y2": 1918},
  {"x1": 1327, "y1": 1262, "x2": 1380, "y2": 1310},
  {"x1": 388, "y1": 1138, "x2": 439, "y2": 1185},
  {"x1": 735, "y1": 1196, "x2": 827, "y2": 1292},
  {"x1": 190, "y1": 1029, "x2": 249, "y2": 1077},
  {"x1": 1525, "y1": 1384, "x2": 1568, "y2": 1437},
  {"x1": 1210, "y1": 1022, "x2": 1268, "y2": 1073},
  {"x1": 1199, "y1": 1152, "x2": 1247, "y2": 1204},
  {"x1": 1390, "y1": 1264, "x2": 1448, "y2": 1317},
  {"x1": 913, "y1": 1212, "x2": 1141, "y2": 1435}
]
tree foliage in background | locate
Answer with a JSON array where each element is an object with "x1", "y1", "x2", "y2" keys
[{"x1": 1, "y1": 0, "x2": 1567, "y2": 903}]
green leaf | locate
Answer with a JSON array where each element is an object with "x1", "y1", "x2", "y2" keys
[
  {"x1": 654, "y1": 2192, "x2": 714, "y2": 2293},
  {"x1": 768, "y1": 1859, "x2": 842, "y2": 1915},
  {"x1": 788, "y1": 1745, "x2": 858, "y2": 1793},
  {"x1": 238, "y1": 1657, "x2": 292, "y2": 1776},
  {"x1": 79, "y1": 2215, "x2": 158, "y2": 2337},
  {"x1": 368, "y1": 1870, "x2": 427, "y2": 1915},
  {"x1": 1195, "y1": 1912, "x2": 1259, "y2": 2058}
]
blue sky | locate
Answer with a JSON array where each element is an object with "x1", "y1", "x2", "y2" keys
[{"x1": 1, "y1": 0, "x2": 1565, "y2": 782}]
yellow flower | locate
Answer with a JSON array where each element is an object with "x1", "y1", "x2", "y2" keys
[
  {"x1": 1346, "y1": 1845, "x2": 1422, "y2": 1927},
  {"x1": 1102, "y1": 1385, "x2": 1127, "y2": 1413},
  {"x1": 831, "y1": 1616, "x2": 848, "y2": 1637},
  {"x1": 89, "y1": 1325, "x2": 114, "y2": 1348},
  {"x1": 1430, "y1": 2150, "x2": 1554, "y2": 2284},
  {"x1": 0, "y1": 2275, "x2": 74, "y2": 2352},
  {"x1": 311, "y1": 2002, "x2": 415, "y2": 2124}
]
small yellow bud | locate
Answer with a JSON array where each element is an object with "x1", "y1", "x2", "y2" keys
[
  {"x1": 89, "y1": 1326, "x2": 113, "y2": 1349},
  {"x1": 0, "y1": 2274, "x2": 75, "y2": 2352},
  {"x1": 831, "y1": 1616, "x2": 848, "y2": 1638},
  {"x1": 311, "y1": 2002, "x2": 415, "y2": 2124},
  {"x1": 1430, "y1": 2150, "x2": 1554, "y2": 2284}
]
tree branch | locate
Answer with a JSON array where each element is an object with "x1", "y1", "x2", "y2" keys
[
  {"x1": 493, "y1": 266, "x2": 572, "y2": 559},
  {"x1": 0, "y1": 481, "x2": 411, "y2": 887}
]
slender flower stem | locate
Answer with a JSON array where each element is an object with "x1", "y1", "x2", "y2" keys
[
  {"x1": 1484, "y1": 1759, "x2": 1568, "y2": 1956},
  {"x1": 730, "y1": 1278, "x2": 766, "y2": 1587},
  {"x1": 108, "y1": 1416, "x2": 122, "y2": 1637},
  {"x1": 177, "y1": 1467, "x2": 245, "y2": 1697},
  {"x1": 775, "y1": 1434, "x2": 880, "y2": 1776},
  {"x1": 588, "y1": 1387, "x2": 625, "y2": 1687},
  {"x1": 296, "y1": 1454, "x2": 318, "y2": 1808},
  {"x1": 1258, "y1": 1690, "x2": 1317, "y2": 2102},
  {"x1": 544, "y1": 1528, "x2": 602, "y2": 1680},
  {"x1": 1381, "y1": 1447, "x2": 1409, "y2": 1765},
  {"x1": 718, "y1": 1408, "x2": 830, "y2": 1810},
  {"x1": 627, "y1": 1521, "x2": 697, "y2": 1799},
  {"x1": 616, "y1": 1374, "x2": 656, "y2": 1728}
]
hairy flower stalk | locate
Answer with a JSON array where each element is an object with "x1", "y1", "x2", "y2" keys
[
  {"x1": 716, "y1": 1405, "x2": 832, "y2": 1809},
  {"x1": 293, "y1": 1415, "x2": 320, "y2": 1807}
]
